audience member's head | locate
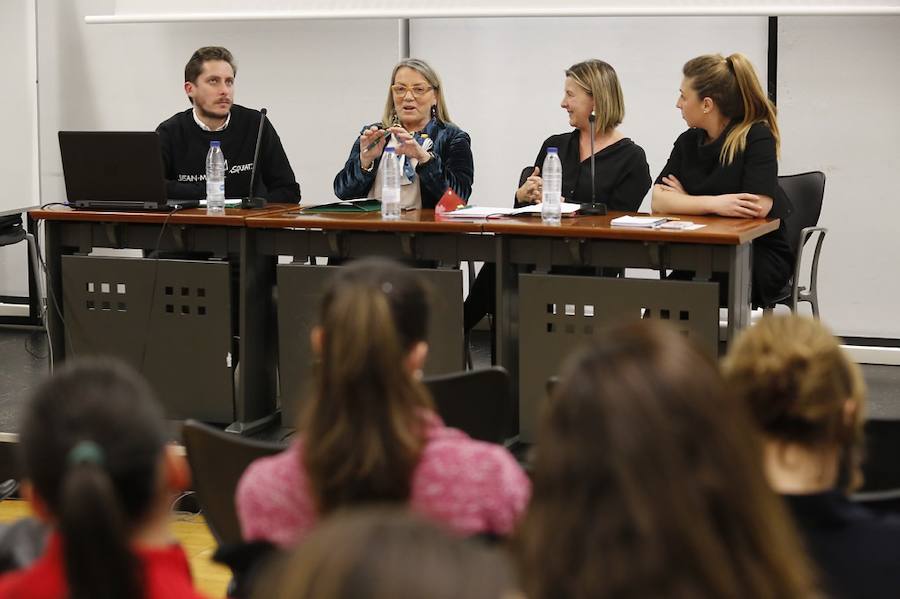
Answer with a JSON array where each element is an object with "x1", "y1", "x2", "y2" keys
[
  {"x1": 517, "y1": 321, "x2": 820, "y2": 599},
  {"x1": 723, "y1": 314, "x2": 866, "y2": 493},
  {"x1": 253, "y1": 508, "x2": 516, "y2": 599},
  {"x1": 303, "y1": 258, "x2": 434, "y2": 515},
  {"x1": 19, "y1": 358, "x2": 187, "y2": 599}
]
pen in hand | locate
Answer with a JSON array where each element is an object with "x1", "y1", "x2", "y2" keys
[{"x1": 365, "y1": 131, "x2": 390, "y2": 152}]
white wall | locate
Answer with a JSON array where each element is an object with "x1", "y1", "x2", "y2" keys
[
  {"x1": 8, "y1": 5, "x2": 898, "y2": 339},
  {"x1": 37, "y1": 0, "x2": 399, "y2": 208},
  {"x1": 414, "y1": 17, "x2": 767, "y2": 209},
  {"x1": 779, "y1": 17, "x2": 900, "y2": 338},
  {"x1": 0, "y1": 0, "x2": 37, "y2": 297}
]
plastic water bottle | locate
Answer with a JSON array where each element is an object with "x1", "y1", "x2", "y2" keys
[
  {"x1": 381, "y1": 148, "x2": 401, "y2": 221},
  {"x1": 541, "y1": 147, "x2": 562, "y2": 225},
  {"x1": 206, "y1": 141, "x2": 226, "y2": 215}
]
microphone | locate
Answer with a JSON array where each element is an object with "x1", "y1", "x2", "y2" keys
[
  {"x1": 241, "y1": 107, "x2": 268, "y2": 209},
  {"x1": 581, "y1": 110, "x2": 607, "y2": 216}
]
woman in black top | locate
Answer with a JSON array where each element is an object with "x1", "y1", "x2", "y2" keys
[
  {"x1": 652, "y1": 52, "x2": 793, "y2": 307},
  {"x1": 465, "y1": 59, "x2": 651, "y2": 332},
  {"x1": 724, "y1": 315, "x2": 900, "y2": 599}
]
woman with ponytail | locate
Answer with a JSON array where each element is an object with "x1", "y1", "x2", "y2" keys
[
  {"x1": 0, "y1": 359, "x2": 205, "y2": 599},
  {"x1": 652, "y1": 53, "x2": 794, "y2": 306},
  {"x1": 236, "y1": 258, "x2": 529, "y2": 548}
]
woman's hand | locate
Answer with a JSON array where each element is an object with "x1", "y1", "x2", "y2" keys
[
  {"x1": 515, "y1": 167, "x2": 543, "y2": 204},
  {"x1": 389, "y1": 126, "x2": 431, "y2": 163},
  {"x1": 658, "y1": 174, "x2": 686, "y2": 194},
  {"x1": 711, "y1": 193, "x2": 767, "y2": 218},
  {"x1": 359, "y1": 126, "x2": 387, "y2": 171}
]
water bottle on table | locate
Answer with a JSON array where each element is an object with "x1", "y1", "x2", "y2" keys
[
  {"x1": 381, "y1": 147, "x2": 401, "y2": 221},
  {"x1": 541, "y1": 147, "x2": 562, "y2": 225},
  {"x1": 206, "y1": 141, "x2": 226, "y2": 215}
]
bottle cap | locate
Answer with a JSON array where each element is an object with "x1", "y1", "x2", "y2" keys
[
  {"x1": 547, "y1": 147, "x2": 558, "y2": 154},
  {"x1": 384, "y1": 147, "x2": 396, "y2": 153},
  {"x1": 210, "y1": 141, "x2": 221, "y2": 147}
]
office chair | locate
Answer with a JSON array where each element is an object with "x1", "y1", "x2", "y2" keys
[
  {"x1": 423, "y1": 367, "x2": 511, "y2": 444},
  {"x1": 0, "y1": 213, "x2": 44, "y2": 327},
  {"x1": 763, "y1": 171, "x2": 827, "y2": 317},
  {"x1": 181, "y1": 420, "x2": 285, "y2": 547}
]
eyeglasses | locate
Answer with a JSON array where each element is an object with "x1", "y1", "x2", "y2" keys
[{"x1": 391, "y1": 84, "x2": 433, "y2": 98}]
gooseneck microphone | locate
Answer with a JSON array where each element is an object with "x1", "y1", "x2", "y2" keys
[
  {"x1": 581, "y1": 111, "x2": 607, "y2": 216},
  {"x1": 242, "y1": 107, "x2": 268, "y2": 209}
]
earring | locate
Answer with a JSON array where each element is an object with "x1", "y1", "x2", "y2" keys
[{"x1": 430, "y1": 105, "x2": 437, "y2": 119}]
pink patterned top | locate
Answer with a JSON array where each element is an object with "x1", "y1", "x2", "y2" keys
[{"x1": 236, "y1": 412, "x2": 530, "y2": 547}]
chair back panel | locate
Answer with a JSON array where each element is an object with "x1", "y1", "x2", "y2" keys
[
  {"x1": 181, "y1": 420, "x2": 285, "y2": 546},
  {"x1": 778, "y1": 171, "x2": 826, "y2": 254},
  {"x1": 424, "y1": 367, "x2": 510, "y2": 444}
]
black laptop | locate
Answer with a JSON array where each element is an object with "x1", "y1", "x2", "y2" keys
[{"x1": 58, "y1": 131, "x2": 201, "y2": 211}]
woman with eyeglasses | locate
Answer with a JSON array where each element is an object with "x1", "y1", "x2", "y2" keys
[{"x1": 333, "y1": 59, "x2": 473, "y2": 210}]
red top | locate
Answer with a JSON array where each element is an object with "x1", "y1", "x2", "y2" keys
[
  {"x1": 237, "y1": 411, "x2": 531, "y2": 547},
  {"x1": 0, "y1": 533, "x2": 209, "y2": 599}
]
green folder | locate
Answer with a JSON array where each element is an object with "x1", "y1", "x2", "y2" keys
[{"x1": 301, "y1": 199, "x2": 382, "y2": 213}]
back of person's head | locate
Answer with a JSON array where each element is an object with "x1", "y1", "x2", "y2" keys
[
  {"x1": 303, "y1": 258, "x2": 434, "y2": 515},
  {"x1": 517, "y1": 320, "x2": 820, "y2": 599},
  {"x1": 565, "y1": 59, "x2": 625, "y2": 133},
  {"x1": 683, "y1": 52, "x2": 780, "y2": 164},
  {"x1": 184, "y1": 45, "x2": 236, "y2": 83},
  {"x1": 722, "y1": 315, "x2": 866, "y2": 491},
  {"x1": 19, "y1": 358, "x2": 169, "y2": 599},
  {"x1": 254, "y1": 508, "x2": 516, "y2": 599}
]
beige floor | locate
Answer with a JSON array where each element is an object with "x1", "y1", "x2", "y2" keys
[{"x1": 0, "y1": 499, "x2": 230, "y2": 598}]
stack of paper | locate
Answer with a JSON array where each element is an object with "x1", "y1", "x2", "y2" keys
[
  {"x1": 610, "y1": 215, "x2": 670, "y2": 228},
  {"x1": 441, "y1": 202, "x2": 581, "y2": 219}
]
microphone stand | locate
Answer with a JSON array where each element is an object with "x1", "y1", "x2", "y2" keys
[
  {"x1": 580, "y1": 112, "x2": 607, "y2": 216},
  {"x1": 241, "y1": 108, "x2": 268, "y2": 209}
]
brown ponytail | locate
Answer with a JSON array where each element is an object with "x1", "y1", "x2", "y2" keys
[
  {"x1": 302, "y1": 259, "x2": 434, "y2": 515},
  {"x1": 683, "y1": 52, "x2": 780, "y2": 165}
]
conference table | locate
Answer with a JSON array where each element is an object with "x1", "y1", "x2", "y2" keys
[
  {"x1": 33, "y1": 205, "x2": 777, "y2": 441},
  {"x1": 31, "y1": 204, "x2": 296, "y2": 434}
]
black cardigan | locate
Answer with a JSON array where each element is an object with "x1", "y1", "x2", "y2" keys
[
  {"x1": 518, "y1": 131, "x2": 651, "y2": 210},
  {"x1": 656, "y1": 122, "x2": 794, "y2": 306}
]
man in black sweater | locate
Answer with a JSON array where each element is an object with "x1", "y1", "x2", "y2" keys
[{"x1": 156, "y1": 46, "x2": 301, "y2": 203}]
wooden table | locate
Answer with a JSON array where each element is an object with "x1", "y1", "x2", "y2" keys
[
  {"x1": 31, "y1": 204, "x2": 297, "y2": 433},
  {"x1": 33, "y1": 204, "x2": 777, "y2": 440},
  {"x1": 247, "y1": 208, "x2": 777, "y2": 439}
]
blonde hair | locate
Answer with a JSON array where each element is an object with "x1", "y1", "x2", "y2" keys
[
  {"x1": 565, "y1": 59, "x2": 625, "y2": 133},
  {"x1": 683, "y1": 53, "x2": 780, "y2": 165},
  {"x1": 382, "y1": 58, "x2": 452, "y2": 127},
  {"x1": 722, "y1": 315, "x2": 866, "y2": 491}
]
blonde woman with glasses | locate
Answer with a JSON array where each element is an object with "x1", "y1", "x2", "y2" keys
[{"x1": 333, "y1": 58, "x2": 473, "y2": 210}]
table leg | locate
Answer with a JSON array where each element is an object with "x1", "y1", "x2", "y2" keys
[
  {"x1": 726, "y1": 243, "x2": 752, "y2": 347},
  {"x1": 228, "y1": 227, "x2": 278, "y2": 434}
]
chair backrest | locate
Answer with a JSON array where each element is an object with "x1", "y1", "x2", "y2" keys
[
  {"x1": 777, "y1": 171, "x2": 826, "y2": 255},
  {"x1": 423, "y1": 367, "x2": 511, "y2": 444},
  {"x1": 181, "y1": 420, "x2": 285, "y2": 546},
  {"x1": 0, "y1": 214, "x2": 25, "y2": 247}
]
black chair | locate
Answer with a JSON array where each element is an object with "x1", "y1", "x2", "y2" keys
[
  {"x1": 764, "y1": 172, "x2": 827, "y2": 317},
  {"x1": 423, "y1": 367, "x2": 511, "y2": 444},
  {"x1": 0, "y1": 212, "x2": 43, "y2": 326},
  {"x1": 181, "y1": 420, "x2": 285, "y2": 547},
  {"x1": 851, "y1": 419, "x2": 900, "y2": 516}
]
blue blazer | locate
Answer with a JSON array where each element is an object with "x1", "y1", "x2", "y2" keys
[{"x1": 333, "y1": 121, "x2": 474, "y2": 209}]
